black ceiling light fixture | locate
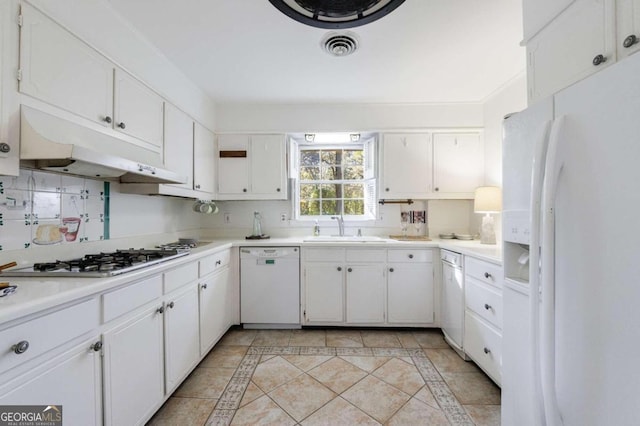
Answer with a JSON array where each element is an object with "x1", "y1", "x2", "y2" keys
[{"x1": 268, "y1": 0, "x2": 406, "y2": 29}]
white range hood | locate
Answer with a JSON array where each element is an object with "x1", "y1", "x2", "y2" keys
[{"x1": 19, "y1": 106, "x2": 186, "y2": 184}]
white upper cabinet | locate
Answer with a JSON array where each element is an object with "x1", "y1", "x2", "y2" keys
[
  {"x1": 217, "y1": 134, "x2": 287, "y2": 200},
  {"x1": 19, "y1": 3, "x2": 114, "y2": 127},
  {"x1": 617, "y1": 0, "x2": 640, "y2": 58},
  {"x1": 380, "y1": 133, "x2": 432, "y2": 199},
  {"x1": 432, "y1": 133, "x2": 484, "y2": 197},
  {"x1": 113, "y1": 69, "x2": 164, "y2": 149},
  {"x1": 164, "y1": 103, "x2": 194, "y2": 190},
  {"x1": 522, "y1": 0, "x2": 574, "y2": 41},
  {"x1": 193, "y1": 122, "x2": 216, "y2": 194}
]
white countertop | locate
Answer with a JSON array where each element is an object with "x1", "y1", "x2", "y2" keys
[{"x1": 0, "y1": 236, "x2": 501, "y2": 326}]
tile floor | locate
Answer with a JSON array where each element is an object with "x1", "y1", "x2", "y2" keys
[{"x1": 147, "y1": 328, "x2": 501, "y2": 426}]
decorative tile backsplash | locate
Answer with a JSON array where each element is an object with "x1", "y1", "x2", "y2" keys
[{"x1": 0, "y1": 170, "x2": 109, "y2": 251}]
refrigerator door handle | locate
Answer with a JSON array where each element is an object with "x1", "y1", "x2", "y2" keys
[
  {"x1": 540, "y1": 115, "x2": 566, "y2": 426},
  {"x1": 529, "y1": 119, "x2": 552, "y2": 426}
]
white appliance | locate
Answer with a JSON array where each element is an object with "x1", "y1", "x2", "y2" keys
[
  {"x1": 502, "y1": 53, "x2": 640, "y2": 426},
  {"x1": 441, "y1": 249, "x2": 464, "y2": 355},
  {"x1": 240, "y1": 247, "x2": 300, "y2": 328}
]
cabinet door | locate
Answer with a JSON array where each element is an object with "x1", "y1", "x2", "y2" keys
[
  {"x1": 387, "y1": 263, "x2": 434, "y2": 324},
  {"x1": 251, "y1": 134, "x2": 286, "y2": 197},
  {"x1": 617, "y1": 0, "x2": 640, "y2": 58},
  {"x1": 217, "y1": 134, "x2": 250, "y2": 195},
  {"x1": 199, "y1": 267, "x2": 231, "y2": 356},
  {"x1": 113, "y1": 69, "x2": 164, "y2": 149},
  {"x1": 103, "y1": 304, "x2": 164, "y2": 426},
  {"x1": 19, "y1": 3, "x2": 114, "y2": 126},
  {"x1": 432, "y1": 133, "x2": 484, "y2": 196},
  {"x1": 526, "y1": 0, "x2": 616, "y2": 102},
  {"x1": 346, "y1": 264, "x2": 385, "y2": 323},
  {"x1": 304, "y1": 263, "x2": 344, "y2": 323},
  {"x1": 0, "y1": 338, "x2": 102, "y2": 426},
  {"x1": 194, "y1": 122, "x2": 216, "y2": 194},
  {"x1": 381, "y1": 133, "x2": 432, "y2": 199},
  {"x1": 164, "y1": 103, "x2": 194, "y2": 190},
  {"x1": 0, "y1": 0, "x2": 19, "y2": 176},
  {"x1": 165, "y1": 284, "x2": 200, "y2": 393}
]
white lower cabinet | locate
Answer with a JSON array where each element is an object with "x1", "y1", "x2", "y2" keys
[
  {"x1": 103, "y1": 304, "x2": 164, "y2": 426},
  {"x1": 0, "y1": 337, "x2": 102, "y2": 425},
  {"x1": 199, "y1": 266, "x2": 232, "y2": 356},
  {"x1": 302, "y1": 247, "x2": 435, "y2": 326}
]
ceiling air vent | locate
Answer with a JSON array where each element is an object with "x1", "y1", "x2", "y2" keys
[{"x1": 322, "y1": 32, "x2": 359, "y2": 57}]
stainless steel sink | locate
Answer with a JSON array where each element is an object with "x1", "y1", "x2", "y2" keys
[{"x1": 302, "y1": 236, "x2": 390, "y2": 243}]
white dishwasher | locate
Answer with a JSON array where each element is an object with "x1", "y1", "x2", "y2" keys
[{"x1": 240, "y1": 247, "x2": 300, "y2": 328}]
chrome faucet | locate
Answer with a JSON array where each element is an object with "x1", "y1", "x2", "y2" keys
[{"x1": 331, "y1": 214, "x2": 345, "y2": 236}]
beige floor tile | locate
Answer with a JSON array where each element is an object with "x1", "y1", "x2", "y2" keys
[
  {"x1": 308, "y1": 357, "x2": 367, "y2": 394},
  {"x1": 282, "y1": 355, "x2": 332, "y2": 372},
  {"x1": 147, "y1": 397, "x2": 217, "y2": 426},
  {"x1": 289, "y1": 329, "x2": 326, "y2": 346},
  {"x1": 386, "y1": 398, "x2": 449, "y2": 426},
  {"x1": 252, "y1": 356, "x2": 302, "y2": 393},
  {"x1": 253, "y1": 330, "x2": 292, "y2": 346},
  {"x1": 341, "y1": 375, "x2": 411, "y2": 423},
  {"x1": 442, "y1": 372, "x2": 501, "y2": 405},
  {"x1": 413, "y1": 385, "x2": 440, "y2": 409},
  {"x1": 325, "y1": 330, "x2": 364, "y2": 347},
  {"x1": 399, "y1": 356, "x2": 414, "y2": 365},
  {"x1": 372, "y1": 358, "x2": 425, "y2": 395},
  {"x1": 260, "y1": 355, "x2": 276, "y2": 363},
  {"x1": 301, "y1": 396, "x2": 380, "y2": 426},
  {"x1": 230, "y1": 395, "x2": 296, "y2": 426},
  {"x1": 396, "y1": 332, "x2": 422, "y2": 348},
  {"x1": 424, "y1": 348, "x2": 480, "y2": 374},
  {"x1": 174, "y1": 367, "x2": 235, "y2": 399},
  {"x1": 200, "y1": 345, "x2": 249, "y2": 369},
  {"x1": 361, "y1": 331, "x2": 402, "y2": 348},
  {"x1": 220, "y1": 329, "x2": 257, "y2": 346},
  {"x1": 339, "y1": 356, "x2": 390, "y2": 373},
  {"x1": 239, "y1": 382, "x2": 264, "y2": 408},
  {"x1": 268, "y1": 374, "x2": 336, "y2": 422},
  {"x1": 412, "y1": 330, "x2": 450, "y2": 348},
  {"x1": 464, "y1": 404, "x2": 501, "y2": 426}
]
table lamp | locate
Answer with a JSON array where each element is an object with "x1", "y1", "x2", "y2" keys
[{"x1": 474, "y1": 186, "x2": 502, "y2": 245}]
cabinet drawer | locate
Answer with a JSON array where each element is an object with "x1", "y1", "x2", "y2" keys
[
  {"x1": 304, "y1": 248, "x2": 345, "y2": 262},
  {"x1": 388, "y1": 249, "x2": 432, "y2": 263},
  {"x1": 464, "y1": 311, "x2": 502, "y2": 384},
  {"x1": 0, "y1": 298, "x2": 99, "y2": 374},
  {"x1": 199, "y1": 250, "x2": 231, "y2": 277},
  {"x1": 465, "y1": 257, "x2": 503, "y2": 288},
  {"x1": 346, "y1": 249, "x2": 386, "y2": 263},
  {"x1": 465, "y1": 278, "x2": 503, "y2": 330},
  {"x1": 103, "y1": 275, "x2": 162, "y2": 323},
  {"x1": 164, "y1": 262, "x2": 198, "y2": 294}
]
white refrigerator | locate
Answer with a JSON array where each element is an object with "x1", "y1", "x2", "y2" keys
[{"x1": 502, "y1": 53, "x2": 640, "y2": 426}]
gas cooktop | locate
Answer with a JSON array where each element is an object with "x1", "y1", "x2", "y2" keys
[{"x1": 1, "y1": 248, "x2": 190, "y2": 278}]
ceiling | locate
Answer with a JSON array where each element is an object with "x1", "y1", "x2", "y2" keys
[{"x1": 107, "y1": 0, "x2": 525, "y2": 104}]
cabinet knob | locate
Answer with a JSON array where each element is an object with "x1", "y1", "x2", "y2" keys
[
  {"x1": 103, "y1": 116, "x2": 112, "y2": 124},
  {"x1": 243, "y1": 188, "x2": 247, "y2": 192},
  {"x1": 484, "y1": 347, "x2": 491, "y2": 354},
  {"x1": 168, "y1": 301, "x2": 175, "y2": 309},
  {"x1": 91, "y1": 341, "x2": 103, "y2": 352},
  {"x1": 484, "y1": 303, "x2": 492, "y2": 310},
  {"x1": 201, "y1": 283, "x2": 208, "y2": 290},
  {"x1": 389, "y1": 267, "x2": 394, "y2": 272},
  {"x1": 347, "y1": 268, "x2": 353, "y2": 272},
  {"x1": 484, "y1": 272, "x2": 492, "y2": 279},
  {"x1": 12, "y1": 340, "x2": 29, "y2": 355},
  {"x1": 434, "y1": 187, "x2": 439, "y2": 192},
  {"x1": 337, "y1": 267, "x2": 342, "y2": 271},
  {"x1": 216, "y1": 260, "x2": 222, "y2": 265},
  {"x1": 592, "y1": 54, "x2": 607, "y2": 66},
  {"x1": 276, "y1": 188, "x2": 281, "y2": 192},
  {"x1": 156, "y1": 306, "x2": 165, "y2": 314},
  {"x1": 117, "y1": 122, "x2": 126, "y2": 129},
  {"x1": 408, "y1": 254, "x2": 414, "y2": 259},
  {"x1": 385, "y1": 188, "x2": 390, "y2": 192},
  {"x1": 195, "y1": 184, "x2": 201, "y2": 189},
  {"x1": 623, "y1": 34, "x2": 638, "y2": 48},
  {"x1": 0, "y1": 142, "x2": 10, "y2": 153}
]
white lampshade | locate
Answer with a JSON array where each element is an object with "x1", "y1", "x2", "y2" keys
[{"x1": 474, "y1": 186, "x2": 502, "y2": 213}]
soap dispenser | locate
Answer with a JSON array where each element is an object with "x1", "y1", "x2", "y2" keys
[{"x1": 313, "y1": 219, "x2": 320, "y2": 236}]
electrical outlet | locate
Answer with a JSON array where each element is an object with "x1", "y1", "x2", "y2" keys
[
  {"x1": 280, "y1": 213, "x2": 287, "y2": 222},
  {"x1": 224, "y1": 212, "x2": 231, "y2": 224}
]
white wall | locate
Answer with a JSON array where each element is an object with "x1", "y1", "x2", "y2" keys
[
  {"x1": 482, "y1": 73, "x2": 527, "y2": 186},
  {"x1": 215, "y1": 102, "x2": 483, "y2": 133}
]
